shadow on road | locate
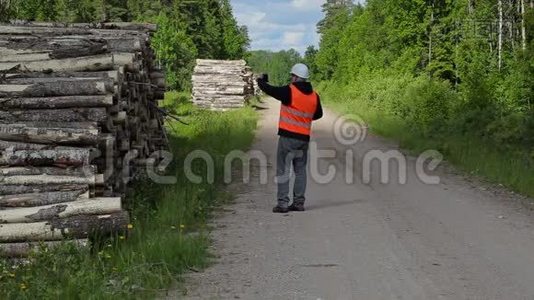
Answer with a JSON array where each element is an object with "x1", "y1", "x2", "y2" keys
[{"x1": 305, "y1": 199, "x2": 363, "y2": 211}]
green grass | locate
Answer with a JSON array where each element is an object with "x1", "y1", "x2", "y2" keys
[
  {"x1": 0, "y1": 91, "x2": 258, "y2": 299},
  {"x1": 322, "y1": 86, "x2": 534, "y2": 198}
]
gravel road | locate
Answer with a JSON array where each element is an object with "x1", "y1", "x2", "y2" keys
[{"x1": 170, "y1": 97, "x2": 534, "y2": 300}]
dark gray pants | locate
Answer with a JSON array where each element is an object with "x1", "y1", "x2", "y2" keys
[{"x1": 276, "y1": 136, "x2": 309, "y2": 208}]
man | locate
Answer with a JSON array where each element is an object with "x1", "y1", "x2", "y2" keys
[{"x1": 257, "y1": 63, "x2": 323, "y2": 213}]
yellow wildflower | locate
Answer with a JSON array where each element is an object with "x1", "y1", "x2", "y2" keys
[
  {"x1": 180, "y1": 224, "x2": 185, "y2": 229},
  {"x1": 19, "y1": 283, "x2": 27, "y2": 290},
  {"x1": 127, "y1": 224, "x2": 134, "y2": 229},
  {"x1": 119, "y1": 236, "x2": 125, "y2": 240}
]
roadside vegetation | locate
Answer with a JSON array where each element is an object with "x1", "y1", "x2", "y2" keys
[
  {"x1": 0, "y1": 94, "x2": 258, "y2": 299},
  {"x1": 249, "y1": 0, "x2": 534, "y2": 198},
  {"x1": 310, "y1": 0, "x2": 534, "y2": 197}
]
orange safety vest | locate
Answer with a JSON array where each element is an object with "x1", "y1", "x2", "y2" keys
[{"x1": 279, "y1": 84, "x2": 318, "y2": 136}]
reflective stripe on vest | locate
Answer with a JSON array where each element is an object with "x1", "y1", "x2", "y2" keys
[
  {"x1": 281, "y1": 106, "x2": 315, "y2": 119},
  {"x1": 279, "y1": 84, "x2": 318, "y2": 136},
  {"x1": 279, "y1": 116, "x2": 312, "y2": 129}
]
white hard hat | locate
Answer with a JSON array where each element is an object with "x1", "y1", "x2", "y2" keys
[{"x1": 290, "y1": 63, "x2": 310, "y2": 79}]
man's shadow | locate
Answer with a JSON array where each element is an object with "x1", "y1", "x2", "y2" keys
[{"x1": 305, "y1": 199, "x2": 364, "y2": 211}]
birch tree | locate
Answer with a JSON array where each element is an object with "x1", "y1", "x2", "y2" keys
[
  {"x1": 498, "y1": 0, "x2": 503, "y2": 70},
  {"x1": 521, "y1": 0, "x2": 527, "y2": 50}
]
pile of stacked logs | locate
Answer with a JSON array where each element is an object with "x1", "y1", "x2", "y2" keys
[
  {"x1": 192, "y1": 59, "x2": 255, "y2": 111},
  {"x1": 0, "y1": 22, "x2": 168, "y2": 257}
]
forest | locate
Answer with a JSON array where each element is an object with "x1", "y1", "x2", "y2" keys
[
  {"x1": 247, "y1": 0, "x2": 534, "y2": 195},
  {"x1": 314, "y1": 0, "x2": 534, "y2": 149},
  {"x1": 256, "y1": 0, "x2": 534, "y2": 150},
  {"x1": 0, "y1": 0, "x2": 250, "y2": 90},
  {"x1": 311, "y1": 0, "x2": 534, "y2": 193}
]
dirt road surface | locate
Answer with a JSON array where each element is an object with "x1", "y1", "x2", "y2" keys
[{"x1": 172, "y1": 98, "x2": 534, "y2": 300}]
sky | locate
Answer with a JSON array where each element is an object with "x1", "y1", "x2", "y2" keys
[
  {"x1": 230, "y1": 0, "x2": 365, "y2": 54},
  {"x1": 230, "y1": 0, "x2": 326, "y2": 54}
]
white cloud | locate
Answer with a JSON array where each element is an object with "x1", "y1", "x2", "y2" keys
[
  {"x1": 231, "y1": 0, "x2": 323, "y2": 54},
  {"x1": 282, "y1": 31, "x2": 305, "y2": 46},
  {"x1": 291, "y1": 0, "x2": 325, "y2": 10}
]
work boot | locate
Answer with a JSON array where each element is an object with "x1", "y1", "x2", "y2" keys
[
  {"x1": 288, "y1": 203, "x2": 305, "y2": 212},
  {"x1": 273, "y1": 206, "x2": 289, "y2": 213}
]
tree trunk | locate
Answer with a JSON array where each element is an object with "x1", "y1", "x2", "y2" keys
[
  {"x1": 195, "y1": 59, "x2": 246, "y2": 66},
  {"x1": 0, "y1": 148, "x2": 92, "y2": 167},
  {"x1": 0, "y1": 124, "x2": 100, "y2": 145},
  {"x1": 0, "y1": 25, "x2": 149, "y2": 37},
  {"x1": 192, "y1": 87, "x2": 245, "y2": 95},
  {"x1": 521, "y1": 0, "x2": 527, "y2": 50},
  {"x1": 5, "y1": 122, "x2": 99, "y2": 130},
  {"x1": 0, "y1": 26, "x2": 95, "y2": 36},
  {"x1": 193, "y1": 95, "x2": 248, "y2": 101},
  {"x1": 428, "y1": 2, "x2": 434, "y2": 68},
  {"x1": 0, "y1": 197, "x2": 121, "y2": 223},
  {"x1": 0, "y1": 53, "x2": 134, "y2": 73},
  {"x1": 0, "y1": 239, "x2": 88, "y2": 258},
  {"x1": 0, "y1": 80, "x2": 114, "y2": 98},
  {"x1": 510, "y1": 0, "x2": 515, "y2": 50},
  {"x1": 0, "y1": 173, "x2": 101, "y2": 186},
  {"x1": 98, "y1": 22, "x2": 157, "y2": 31},
  {"x1": 0, "y1": 108, "x2": 108, "y2": 124},
  {"x1": 104, "y1": 38, "x2": 144, "y2": 53},
  {"x1": 0, "y1": 184, "x2": 89, "y2": 196},
  {"x1": 0, "y1": 95, "x2": 114, "y2": 109},
  {"x1": 0, "y1": 190, "x2": 89, "y2": 208},
  {"x1": 192, "y1": 83, "x2": 248, "y2": 90},
  {"x1": 0, "y1": 140, "x2": 80, "y2": 151},
  {"x1": 0, "y1": 53, "x2": 53, "y2": 62},
  {"x1": 498, "y1": 0, "x2": 503, "y2": 70},
  {"x1": 7, "y1": 21, "x2": 157, "y2": 32},
  {"x1": 2, "y1": 70, "x2": 122, "y2": 84},
  {"x1": 0, "y1": 211, "x2": 129, "y2": 242},
  {"x1": 0, "y1": 37, "x2": 108, "y2": 59},
  {"x1": 0, "y1": 166, "x2": 95, "y2": 177}
]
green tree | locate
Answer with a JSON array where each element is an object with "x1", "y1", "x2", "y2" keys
[
  {"x1": 317, "y1": 0, "x2": 354, "y2": 34},
  {"x1": 127, "y1": 0, "x2": 162, "y2": 21},
  {"x1": 219, "y1": 0, "x2": 249, "y2": 59},
  {"x1": 312, "y1": 0, "x2": 534, "y2": 150},
  {"x1": 314, "y1": 0, "x2": 352, "y2": 80},
  {"x1": 0, "y1": 1, "x2": 13, "y2": 22},
  {"x1": 304, "y1": 45, "x2": 319, "y2": 80},
  {"x1": 171, "y1": 0, "x2": 221, "y2": 59},
  {"x1": 247, "y1": 49, "x2": 302, "y2": 85},
  {"x1": 152, "y1": 12, "x2": 197, "y2": 90}
]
